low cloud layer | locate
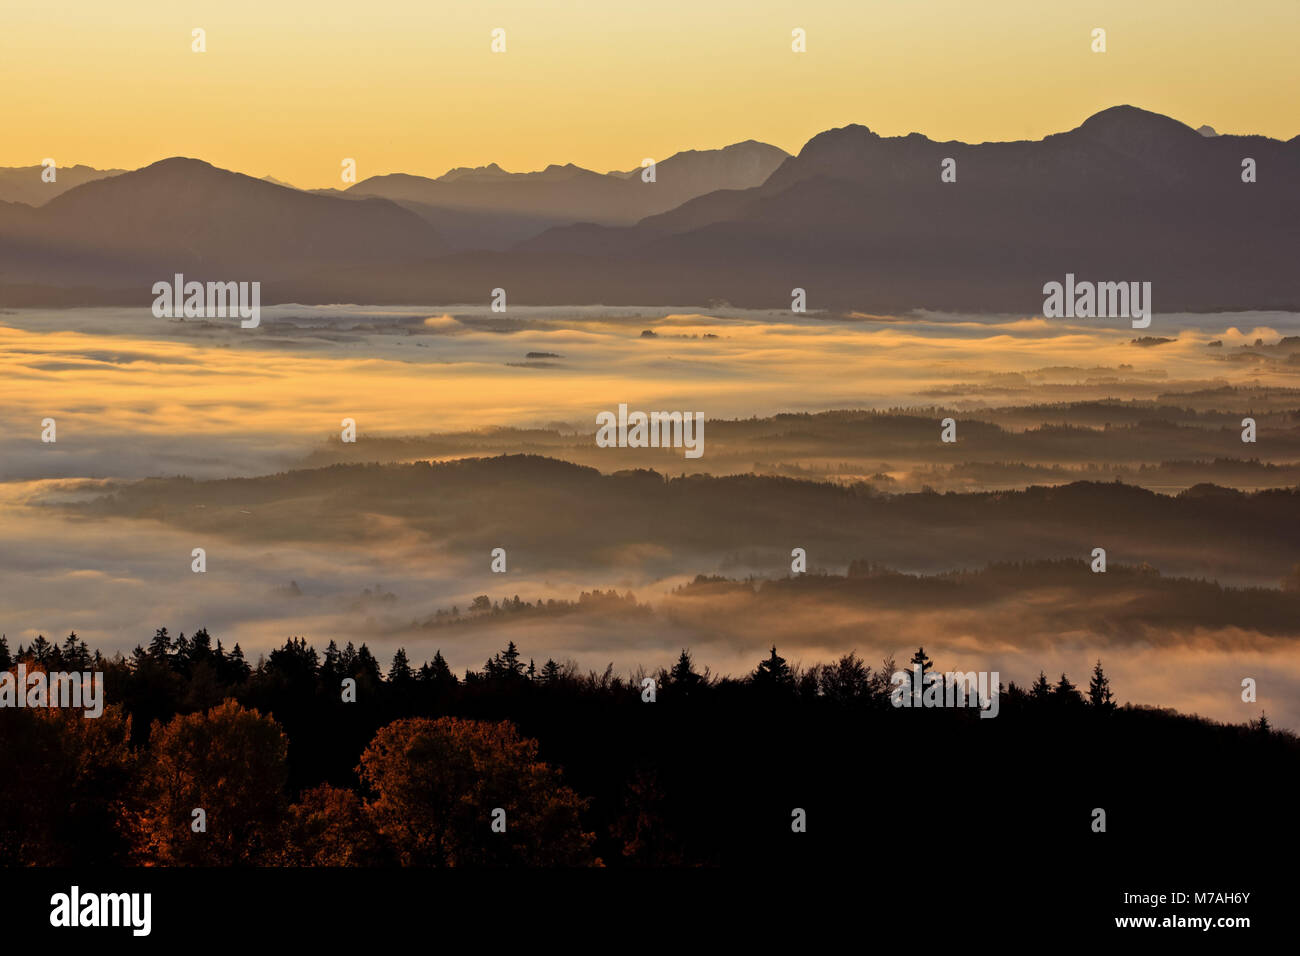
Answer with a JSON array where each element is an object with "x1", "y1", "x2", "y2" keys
[{"x1": 2, "y1": 305, "x2": 1298, "y2": 729}]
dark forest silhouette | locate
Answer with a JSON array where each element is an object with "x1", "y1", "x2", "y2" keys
[{"x1": 0, "y1": 629, "x2": 1293, "y2": 868}]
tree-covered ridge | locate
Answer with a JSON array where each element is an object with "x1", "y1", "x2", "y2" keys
[
  {"x1": 1, "y1": 629, "x2": 1292, "y2": 868},
  {"x1": 61, "y1": 457, "x2": 1300, "y2": 582}
]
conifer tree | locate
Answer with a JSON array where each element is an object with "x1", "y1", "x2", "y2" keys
[
  {"x1": 500, "y1": 641, "x2": 524, "y2": 678},
  {"x1": 1031, "y1": 670, "x2": 1052, "y2": 701},
  {"x1": 30, "y1": 634, "x2": 51, "y2": 664},
  {"x1": 1088, "y1": 659, "x2": 1114, "y2": 710},
  {"x1": 753, "y1": 645, "x2": 794, "y2": 691},
  {"x1": 669, "y1": 649, "x2": 703, "y2": 692},
  {"x1": 388, "y1": 648, "x2": 414, "y2": 684},
  {"x1": 1054, "y1": 672, "x2": 1082, "y2": 704},
  {"x1": 909, "y1": 646, "x2": 937, "y2": 699},
  {"x1": 430, "y1": 650, "x2": 456, "y2": 686}
]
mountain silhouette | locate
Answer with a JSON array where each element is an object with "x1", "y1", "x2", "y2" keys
[
  {"x1": 2, "y1": 109, "x2": 1296, "y2": 310},
  {"x1": 265, "y1": 106, "x2": 1297, "y2": 311},
  {"x1": 317, "y1": 140, "x2": 790, "y2": 250},
  {"x1": 0, "y1": 157, "x2": 447, "y2": 290},
  {"x1": 348, "y1": 140, "x2": 788, "y2": 223},
  {"x1": 499, "y1": 105, "x2": 1300, "y2": 310},
  {"x1": 0, "y1": 163, "x2": 125, "y2": 206}
]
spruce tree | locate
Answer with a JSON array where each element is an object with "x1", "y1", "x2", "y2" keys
[
  {"x1": 147, "y1": 627, "x2": 171, "y2": 661},
  {"x1": 1054, "y1": 672, "x2": 1082, "y2": 705},
  {"x1": 30, "y1": 634, "x2": 51, "y2": 664},
  {"x1": 670, "y1": 649, "x2": 703, "y2": 692},
  {"x1": 909, "y1": 646, "x2": 937, "y2": 699},
  {"x1": 1031, "y1": 670, "x2": 1052, "y2": 701},
  {"x1": 500, "y1": 641, "x2": 524, "y2": 678},
  {"x1": 753, "y1": 645, "x2": 794, "y2": 691},
  {"x1": 353, "y1": 644, "x2": 382, "y2": 683},
  {"x1": 388, "y1": 648, "x2": 414, "y2": 684},
  {"x1": 1088, "y1": 659, "x2": 1114, "y2": 710},
  {"x1": 428, "y1": 650, "x2": 456, "y2": 687},
  {"x1": 320, "y1": 640, "x2": 341, "y2": 686},
  {"x1": 228, "y1": 643, "x2": 251, "y2": 683}
]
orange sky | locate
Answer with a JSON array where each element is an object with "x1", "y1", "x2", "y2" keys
[{"x1": 2, "y1": 0, "x2": 1296, "y2": 187}]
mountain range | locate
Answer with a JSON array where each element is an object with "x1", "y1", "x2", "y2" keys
[
  {"x1": 1, "y1": 107, "x2": 1295, "y2": 311},
  {"x1": 320, "y1": 140, "x2": 790, "y2": 248},
  {"x1": 0, "y1": 164, "x2": 126, "y2": 206}
]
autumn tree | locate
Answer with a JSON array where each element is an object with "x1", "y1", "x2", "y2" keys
[
  {"x1": 0, "y1": 685, "x2": 134, "y2": 865},
  {"x1": 614, "y1": 768, "x2": 684, "y2": 865},
  {"x1": 357, "y1": 716, "x2": 597, "y2": 866},
  {"x1": 278, "y1": 784, "x2": 388, "y2": 866},
  {"x1": 128, "y1": 699, "x2": 288, "y2": 865}
]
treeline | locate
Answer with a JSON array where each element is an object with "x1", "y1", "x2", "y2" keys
[
  {"x1": 414, "y1": 589, "x2": 648, "y2": 629},
  {"x1": 69, "y1": 457, "x2": 1300, "y2": 584},
  {"x1": 665, "y1": 560, "x2": 1300, "y2": 635},
  {"x1": 1, "y1": 631, "x2": 1296, "y2": 868}
]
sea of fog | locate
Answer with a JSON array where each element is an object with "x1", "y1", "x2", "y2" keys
[
  {"x1": 1, "y1": 305, "x2": 1298, "y2": 728},
  {"x1": 2, "y1": 304, "x2": 1297, "y2": 479}
]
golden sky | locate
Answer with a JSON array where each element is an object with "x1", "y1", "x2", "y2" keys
[{"x1": 2, "y1": 0, "x2": 1297, "y2": 187}]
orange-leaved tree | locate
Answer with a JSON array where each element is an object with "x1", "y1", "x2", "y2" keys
[
  {"x1": 278, "y1": 783, "x2": 389, "y2": 866},
  {"x1": 0, "y1": 678, "x2": 134, "y2": 865},
  {"x1": 128, "y1": 698, "x2": 288, "y2": 865},
  {"x1": 358, "y1": 716, "x2": 597, "y2": 866}
]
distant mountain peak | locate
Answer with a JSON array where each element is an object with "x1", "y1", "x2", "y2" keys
[
  {"x1": 1071, "y1": 105, "x2": 1199, "y2": 142},
  {"x1": 437, "y1": 162, "x2": 509, "y2": 182},
  {"x1": 794, "y1": 123, "x2": 883, "y2": 156},
  {"x1": 141, "y1": 156, "x2": 218, "y2": 172},
  {"x1": 535, "y1": 163, "x2": 589, "y2": 180},
  {"x1": 1197, "y1": 125, "x2": 1219, "y2": 137},
  {"x1": 0, "y1": 163, "x2": 125, "y2": 206}
]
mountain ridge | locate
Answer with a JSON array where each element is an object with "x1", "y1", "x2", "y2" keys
[{"x1": 2, "y1": 107, "x2": 1295, "y2": 310}]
